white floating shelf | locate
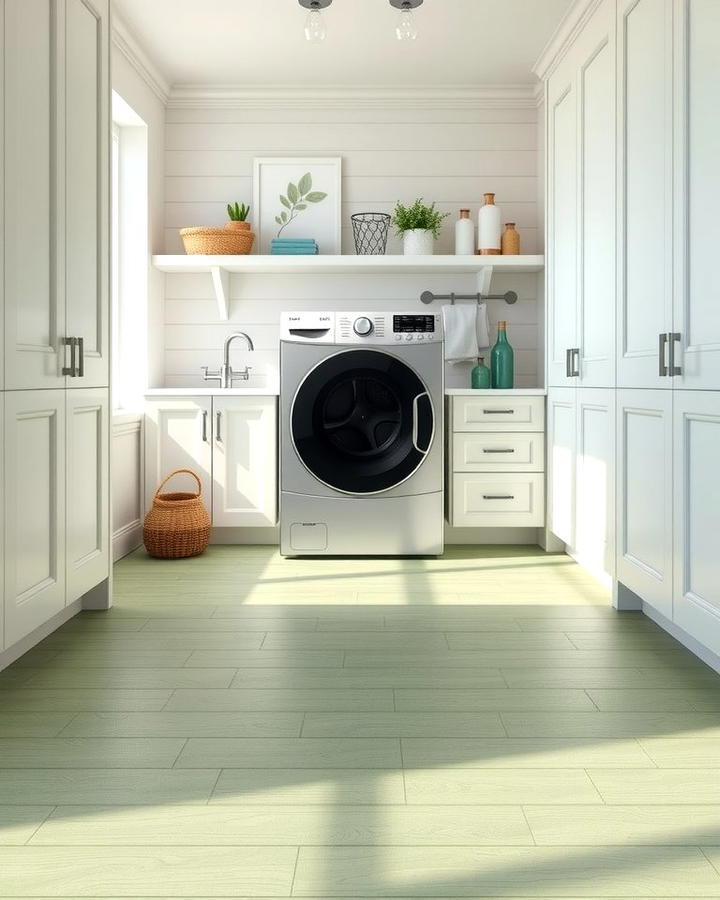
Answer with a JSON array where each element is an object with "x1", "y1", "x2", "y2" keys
[{"x1": 152, "y1": 254, "x2": 544, "y2": 320}]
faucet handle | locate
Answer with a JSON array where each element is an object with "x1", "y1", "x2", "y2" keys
[
  {"x1": 228, "y1": 366, "x2": 253, "y2": 386},
  {"x1": 201, "y1": 366, "x2": 222, "y2": 385}
]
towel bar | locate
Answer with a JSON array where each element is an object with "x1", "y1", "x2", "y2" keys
[{"x1": 420, "y1": 290, "x2": 518, "y2": 305}]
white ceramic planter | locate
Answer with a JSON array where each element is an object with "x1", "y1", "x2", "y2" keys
[{"x1": 403, "y1": 229, "x2": 434, "y2": 255}]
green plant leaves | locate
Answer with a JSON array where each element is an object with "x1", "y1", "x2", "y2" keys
[
  {"x1": 287, "y1": 182, "x2": 299, "y2": 204},
  {"x1": 306, "y1": 191, "x2": 327, "y2": 203},
  {"x1": 298, "y1": 172, "x2": 312, "y2": 196},
  {"x1": 391, "y1": 198, "x2": 449, "y2": 238},
  {"x1": 275, "y1": 172, "x2": 328, "y2": 237},
  {"x1": 294, "y1": 203, "x2": 307, "y2": 211},
  {"x1": 280, "y1": 195, "x2": 291, "y2": 210},
  {"x1": 275, "y1": 216, "x2": 282, "y2": 225}
]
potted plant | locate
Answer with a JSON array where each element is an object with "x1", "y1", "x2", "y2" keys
[
  {"x1": 226, "y1": 202, "x2": 251, "y2": 232},
  {"x1": 392, "y1": 198, "x2": 448, "y2": 255}
]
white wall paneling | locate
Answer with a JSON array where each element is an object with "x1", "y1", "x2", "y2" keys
[
  {"x1": 547, "y1": 388, "x2": 576, "y2": 545},
  {"x1": 112, "y1": 414, "x2": 144, "y2": 561},
  {"x1": 672, "y1": 391, "x2": 720, "y2": 656},
  {"x1": 616, "y1": 389, "x2": 674, "y2": 618},
  {"x1": 616, "y1": 0, "x2": 673, "y2": 389},
  {"x1": 3, "y1": 391, "x2": 67, "y2": 648}
]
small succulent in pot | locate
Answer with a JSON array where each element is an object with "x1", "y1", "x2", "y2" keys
[
  {"x1": 226, "y1": 202, "x2": 251, "y2": 231},
  {"x1": 392, "y1": 198, "x2": 449, "y2": 255}
]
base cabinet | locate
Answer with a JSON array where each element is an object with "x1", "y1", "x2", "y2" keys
[
  {"x1": 145, "y1": 395, "x2": 277, "y2": 529},
  {"x1": 672, "y1": 391, "x2": 720, "y2": 656},
  {"x1": 548, "y1": 388, "x2": 614, "y2": 586},
  {"x1": 616, "y1": 390, "x2": 674, "y2": 618}
]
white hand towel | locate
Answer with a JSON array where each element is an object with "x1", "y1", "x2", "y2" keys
[
  {"x1": 476, "y1": 302, "x2": 491, "y2": 350},
  {"x1": 442, "y1": 304, "x2": 480, "y2": 364}
]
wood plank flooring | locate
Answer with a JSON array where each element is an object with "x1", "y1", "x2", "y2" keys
[{"x1": 1, "y1": 544, "x2": 720, "y2": 897}]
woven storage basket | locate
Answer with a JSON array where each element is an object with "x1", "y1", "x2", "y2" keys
[
  {"x1": 180, "y1": 226, "x2": 254, "y2": 255},
  {"x1": 143, "y1": 468, "x2": 211, "y2": 559}
]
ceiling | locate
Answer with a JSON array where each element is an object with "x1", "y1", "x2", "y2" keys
[{"x1": 112, "y1": 0, "x2": 574, "y2": 90}]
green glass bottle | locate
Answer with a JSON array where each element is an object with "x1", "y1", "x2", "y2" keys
[
  {"x1": 490, "y1": 321, "x2": 514, "y2": 389},
  {"x1": 471, "y1": 356, "x2": 491, "y2": 389}
]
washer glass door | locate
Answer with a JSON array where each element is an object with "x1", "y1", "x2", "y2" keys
[{"x1": 291, "y1": 349, "x2": 434, "y2": 494}]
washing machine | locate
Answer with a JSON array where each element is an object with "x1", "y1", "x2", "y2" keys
[{"x1": 280, "y1": 310, "x2": 444, "y2": 556}]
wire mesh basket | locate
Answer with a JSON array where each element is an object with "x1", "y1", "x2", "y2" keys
[{"x1": 351, "y1": 213, "x2": 391, "y2": 255}]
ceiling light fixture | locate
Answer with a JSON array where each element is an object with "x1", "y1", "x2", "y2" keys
[
  {"x1": 299, "y1": 0, "x2": 332, "y2": 43},
  {"x1": 390, "y1": 0, "x2": 423, "y2": 41}
]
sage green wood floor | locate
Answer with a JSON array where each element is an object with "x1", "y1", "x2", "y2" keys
[{"x1": 1, "y1": 544, "x2": 720, "y2": 897}]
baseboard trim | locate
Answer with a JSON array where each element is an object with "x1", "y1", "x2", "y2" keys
[
  {"x1": 0, "y1": 600, "x2": 82, "y2": 672},
  {"x1": 642, "y1": 602, "x2": 720, "y2": 677},
  {"x1": 113, "y1": 520, "x2": 143, "y2": 561}
]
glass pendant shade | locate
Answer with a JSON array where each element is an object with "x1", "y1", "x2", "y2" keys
[
  {"x1": 304, "y1": 8, "x2": 327, "y2": 42},
  {"x1": 396, "y1": 7, "x2": 417, "y2": 40}
]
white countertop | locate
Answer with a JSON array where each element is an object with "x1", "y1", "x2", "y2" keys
[
  {"x1": 445, "y1": 388, "x2": 547, "y2": 396},
  {"x1": 145, "y1": 387, "x2": 279, "y2": 397}
]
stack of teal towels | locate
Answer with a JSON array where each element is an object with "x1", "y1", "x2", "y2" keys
[{"x1": 271, "y1": 238, "x2": 319, "y2": 255}]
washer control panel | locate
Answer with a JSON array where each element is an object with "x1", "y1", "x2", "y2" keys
[{"x1": 336, "y1": 312, "x2": 441, "y2": 345}]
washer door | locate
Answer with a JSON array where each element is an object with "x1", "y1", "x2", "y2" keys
[{"x1": 291, "y1": 349, "x2": 435, "y2": 494}]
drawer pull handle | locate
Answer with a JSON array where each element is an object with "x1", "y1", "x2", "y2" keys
[
  {"x1": 483, "y1": 409, "x2": 514, "y2": 414},
  {"x1": 483, "y1": 494, "x2": 515, "y2": 500},
  {"x1": 482, "y1": 448, "x2": 515, "y2": 454}
]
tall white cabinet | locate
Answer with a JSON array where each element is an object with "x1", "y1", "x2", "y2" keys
[
  {"x1": 540, "y1": 0, "x2": 720, "y2": 661},
  {"x1": 1, "y1": 0, "x2": 111, "y2": 668}
]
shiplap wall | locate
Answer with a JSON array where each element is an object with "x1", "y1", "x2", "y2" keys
[{"x1": 162, "y1": 101, "x2": 542, "y2": 389}]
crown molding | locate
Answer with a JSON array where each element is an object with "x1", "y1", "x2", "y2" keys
[
  {"x1": 111, "y1": 14, "x2": 170, "y2": 106},
  {"x1": 532, "y1": 0, "x2": 605, "y2": 82},
  {"x1": 166, "y1": 83, "x2": 540, "y2": 110}
]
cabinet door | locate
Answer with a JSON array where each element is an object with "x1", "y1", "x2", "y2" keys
[
  {"x1": 616, "y1": 389, "x2": 673, "y2": 618},
  {"x1": 576, "y1": 0, "x2": 615, "y2": 387},
  {"x1": 4, "y1": 0, "x2": 64, "y2": 389},
  {"x1": 546, "y1": 58, "x2": 579, "y2": 387},
  {"x1": 64, "y1": 0, "x2": 110, "y2": 388},
  {"x1": 212, "y1": 397, "x2": 277, "y2": 528},
  {"x1": 66, "y1": 389, "x2": 109, "y2": 603},
  {"x1": 575, "y1": 389, "x2": 614, "y2": 586},
  {"x1": 617, "y1": 0, "x2": 674, "y2": 389},
  {"x1": 672, "y1": 391, "x2": 720, "y2": 654},
  {"x1": 3, "y1": 391, "x2": 66, "y2": 647},
  {"x1": 144, "y1": 399, "x2": 212, "y2": 513},
  {"x1": 547, "y1": 388, "x2": 576, "y2": 545},
  {"x1": 673, "y1": 0, "x2": 720, "y2": 389}
]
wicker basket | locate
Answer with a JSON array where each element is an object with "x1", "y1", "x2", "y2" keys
[
  {"x1": 143, "y1": 469, "x2": 211, "y2": 559},
  {"x1": 180, "y1": 226, "x2": 254, "y2": 255}
]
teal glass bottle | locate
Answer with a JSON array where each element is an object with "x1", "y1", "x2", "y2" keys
[
  {"x1": 471, "y1": 357, "x2": 491, "y2": 389},
  {"x1": 490, "y1": 321, "x2": 514, "y2": 389}
]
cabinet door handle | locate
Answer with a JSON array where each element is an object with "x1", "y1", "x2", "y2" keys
[
  {"x1": 669, "y1": 332, "x2": 682, "y2": 376},
  {"x1": 61, "y1": 337, "x2": 77, "y2": 376},
  {"x1": 483, "y1": 409, "x2": 514, "y2": 415},
  {"x1": 215, "y1": 411, "x2": 222, "y2": 442},
  {"x1": 482, "y1": 448, "x2": 516, "y2": 454},
  {"x1": 483, "y1": 494, "x2": 515, "y2": 500},
  {"x1": 565, "y1": 348, "x2": 573, "y2": 378},
  {"x1": 201, "y1": 410, "x2": 208, "y2": 443},
  {"x1": 76, "y1": 337, "x2": 84, "y2": 377},
  {"x1": 572, "y1": 347, "x2": 580, "y2": 377},
  {"x1": 658, "y1": 333, "x2": 669, "y2": 376}
]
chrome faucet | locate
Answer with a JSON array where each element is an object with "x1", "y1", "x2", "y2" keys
[{"x1": 202, "y1": 331, "x2": 254, "y2": 388}]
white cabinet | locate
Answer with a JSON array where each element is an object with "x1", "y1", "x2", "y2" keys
[
  {"x1": 3, "y1": 391, "x2": 67, "y2": 647},
  {"x1": 145, "y1": 395, "x2": 278, "y2": 529},
  {"x1": 672, "y1": 391, "x2": 720, "y2": 655},
  {"x1": 144, "y1": 398, "x2": 213, "y2": 509},
  {"x1": 212, "y1": 396, "x2": 277, "y2": 528},
  {"x1": 546, "y1": 0, "x2": 615, "y2": 389},
  {"x1": 548, "y1": 388, "x2": 614, "y2": 585},
  {"x1": 447, "y1": 393, "x2": 545, "y2": 529},
  {"x1": 616, "y1": 0, "x2": 674, "y2": 389},
  {"x1": 3, "y1": 0, "x2": 109, "y2": 391},
  {"x1": 66, "y1": 389, "x2": 110, "y2": 602},
  {"x1": 616, "y1": 390, "x2": 674, "y2": 618}
]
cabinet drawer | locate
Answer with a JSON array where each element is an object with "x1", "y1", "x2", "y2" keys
[
  {"x1": 452, "y1": 433, "x2": 545, "y2": 472},
  {"x1": 452, "y1": 396, "x2": 545, "y2": 432},
  {"x1": 451, "y1": 473, "x2": 545, "y2": 527}
]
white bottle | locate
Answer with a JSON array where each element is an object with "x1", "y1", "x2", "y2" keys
[
  {"x1": 478, "y1": 192, "x2": 502, "y2": 255},
  {"x1": 454, "y1": 209, "x2": 475, "y2": 255}
]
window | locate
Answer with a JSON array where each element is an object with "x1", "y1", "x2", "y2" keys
[{"x1": 111, "y1": 92, "x2": 149, "y2": 413}]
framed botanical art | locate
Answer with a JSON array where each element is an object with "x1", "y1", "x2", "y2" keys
[{"x1": 253, "y1": 157, "x2": 342, "y2": 254}]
